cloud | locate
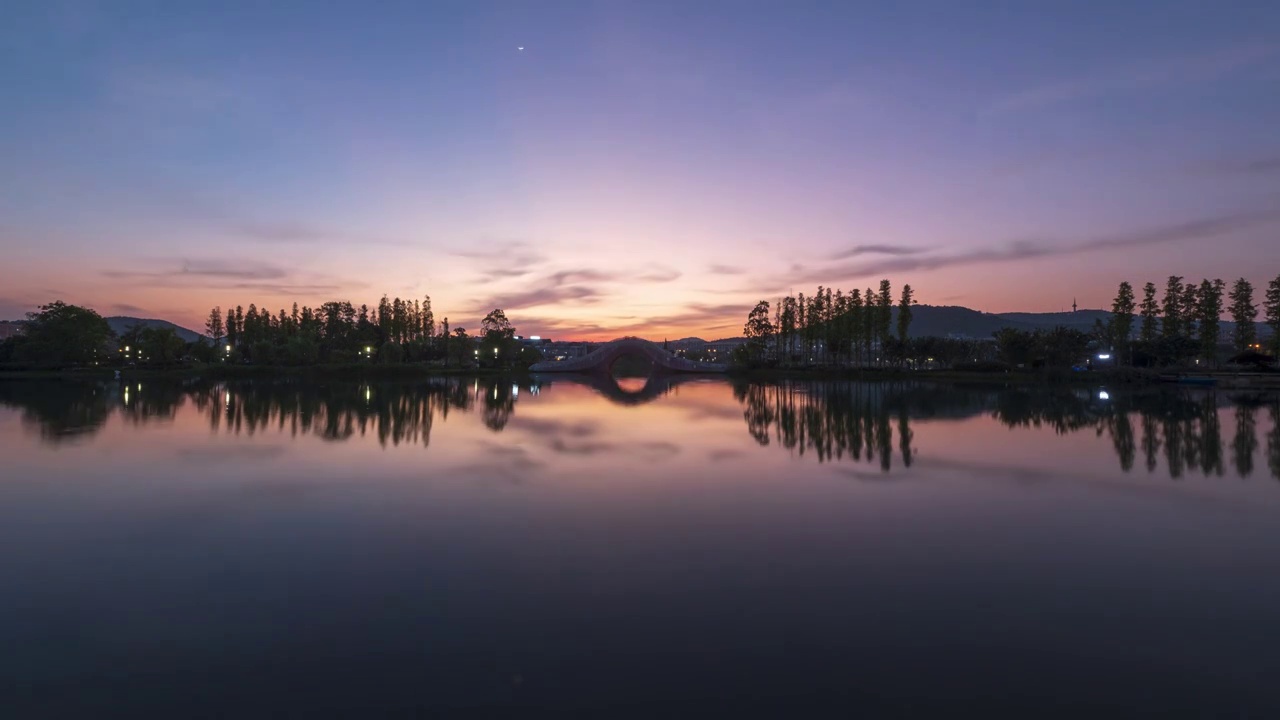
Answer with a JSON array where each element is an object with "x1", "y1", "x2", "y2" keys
[
  {"x1": 634, "y1": 265, "x2": 682, "y2": 283},
  {"x1": 112, "y1": 303, "x2": 148, "y2": 314},
  {"x1": 546, "y1": 269, "x2": 621, "y2": 285},
  {"x1": 104, "y1": 259, "x2": 288, "y2": 281},
  {"x1": 991, "y1": 42, "x2": 1277, "y2": 114},
  {"x1": 100, "y1": 259, "x2": 362, "y2": 300},
  {"x1": 707, "y1": 264, "x2": 746, "y2": 275},
  {"x1": 786, "y1": 205, "x2": 1280, "y2": 286},
  {"x1": 477, "y1": 284, "x2": 604, "y2": 312},
  {"x1": 456, "y1": 241, "x2": 550, "y2": 282},
  {"x1": 1200, "y1": 155, "x2": 1280, "y2": 175},
  {"x1": 828, "y1": 244, "x2": 928, "y2": 261}
]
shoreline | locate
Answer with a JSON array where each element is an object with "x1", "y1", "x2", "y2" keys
[{"x1": 2, "y1": 363, "x2": 1277, "y2": 388}]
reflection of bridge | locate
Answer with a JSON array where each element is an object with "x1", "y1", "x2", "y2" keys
[
  {"x1": 545, "y1": 374, "x2": 710, "y2": 406},
  {"x1": 528, "y1": 337, "x2": 728, "y2": 374}
]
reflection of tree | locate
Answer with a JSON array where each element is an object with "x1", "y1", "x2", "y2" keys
[
  {"x1": 198, "y1": 379, "x2": 497, "y2": 447},
  {"x1": 0, "y1": 381, "x2": 113, "y2": 443},
  {"x1": 1232, "y1": 405, "x2": 1257, "y2": 478},
  {"x1": 730, "y1": 381, "x2": 996, "y2": 471},
  {"x1": 1269, "y1": 402, "x2": 1280, "y2": 481},
  {"x1": 730, "y1": 381, "x2": 1277, "y2": 480},
  {"x1": 1141, "y1": 412, "x2": 1161, "y2": 473},
  {"x1": 481, "y1": 382, "x2": 516, "y2": 432},
  {"x1": 118, "y1": 381, "x2": 185, "y2": 426}
]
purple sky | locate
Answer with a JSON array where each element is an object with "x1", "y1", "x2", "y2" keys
[{"x1": 2, "y1": 1, "x2": 1278, "y2": 339}]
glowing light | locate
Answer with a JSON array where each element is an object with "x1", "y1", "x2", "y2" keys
[
  {"x1": 1099, "y1": 390, "x2": 1110, "y2": 401},
  {"x1": 365, "y1": 346, "x2": 372, "y2": 354},
  {"x1": 225, "y1": 345, "x2": 231, "y2": 353},
  {"x1": 530, "y1": 335, "x2": 540, "y2": 340},
  {"x1": 1097, "y1": 353, "x2": 1111, "y2": 360}
]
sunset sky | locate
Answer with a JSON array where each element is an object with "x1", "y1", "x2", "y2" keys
[{"x1": 2, "y1": 1, "x2": 1278, "y2": 340}]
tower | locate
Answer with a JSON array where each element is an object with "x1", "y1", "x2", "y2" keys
[{"x1": 1072, "y1": 298, "x2": 1077, "y2": 313}]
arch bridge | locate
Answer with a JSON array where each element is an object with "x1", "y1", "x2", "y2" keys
[{"x1": 529, "y1": 337, "x2": 728, "y2": 375}]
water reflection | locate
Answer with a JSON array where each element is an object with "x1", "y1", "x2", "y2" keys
[
  {"x1": 732, "y1": 381, "x2": 1280, "y2": 480},
  {"x1": 2, "y1": 378, "x2": 1278, "y2": 480}
]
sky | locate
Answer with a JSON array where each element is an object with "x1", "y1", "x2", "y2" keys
[{"x1": 2, "y1": 1, "x2": 1278, "y2": 340}]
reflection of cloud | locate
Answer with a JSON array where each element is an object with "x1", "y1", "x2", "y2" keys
[
  {"x1": 458, "y1": 441, "x2": 544, "y2": 482},
  {"x1": 507, "y1": 416, "x2": 600, "y2": 438},
  {"x1": 925, "y1": 457, "x2": 1250, "y2": 509},
  {"x1": 708, "y1": 448, "x2": 746, "y2": 461},
  {"x1": 176, "y1": 445, "x2": 288, "y2": 462}
]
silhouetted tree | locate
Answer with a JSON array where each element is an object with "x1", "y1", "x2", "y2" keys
[
  {"x1": 897, "y1": 284, "x2": 914, "y2": 343},
  {"x1": 205, "y1": 307, "x2": 224, "y2": 350},
  {"x1": 1111, "y1": 281, "x2": 1136, "y2": 364},
  {"x1": 1139, "y1": 282, "x2": 1158, "y2": 343},
  {"x1": 1227, "y1": 278, "x2": 1257, "y2": 353},
  {"x1": 1267, "y1": 274, "x2": 1280, "y2": 358},
  {"x1": 1161, "y1": 276, "x2": 1184, "y2": 340},
  {"x1": 1197, "y1": 278, "x2": 1225, "y2": 365}
]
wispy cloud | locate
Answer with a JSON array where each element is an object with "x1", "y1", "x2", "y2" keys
[
  {"x1": 1198, "y1": 154, "x2": 1280, "y2": 176},
  {"x1": 787, "y1": 205, "x2": 1280, "y2": 285},
  {"x1": 104, "y1": 259, "x2": 288, "y2": 281},
  {"x1": 101, "y1": 259, "x2": 360, "y2": 298},
  {"x1": 828, "y1": 244, "x2": 928, "y2": 261},
  {"x1": 991, "y1": 41, "x2": 1277, "y2": 114},
  {"x1": 112, "y1": 303, "x2": 148, "y2": 315},
  {"x1": 707, "y1": 264, "x2": 746, "y2": 275},
  {"x1": 634, "y1": 264, "x2": 681, "y2": 283}
]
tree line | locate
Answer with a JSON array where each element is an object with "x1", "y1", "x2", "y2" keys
[
  {"x1": 739, "y1": 280, "x2": 916, "y2": 366},
  {"x1": 204, "y1": 297, "x2": 531, "y2": 367},
  {"x1": 1106, "y1": 274, "x2": 1280, "y2": 367},
  {"x1": 0, "y1": 296, "x2": 536, "y2": 368}
]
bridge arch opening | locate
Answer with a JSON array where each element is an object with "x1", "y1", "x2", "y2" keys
[{"x1": 608, "y1": 351, "x2": 656, "y2": 392}]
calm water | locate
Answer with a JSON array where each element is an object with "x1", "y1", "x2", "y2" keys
[{"x1": 3, "y1": 376, "x2": 1280, "y2": 715}]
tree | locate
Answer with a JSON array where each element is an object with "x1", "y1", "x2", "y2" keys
[
  {"x1": 480, "y1": 308, "x2": 516, "y2": 365},
  {"x1": 743, "y1": 300, "x2": 774, "y2": 363},
  {"x1": 1180, "y1": 283, "x2": 1199, "y2": 340},
  {"x1": 897, "y1": 284, "x2": 914, "y2": 343},
  {"x1": 1266, "y1": 274, "x2": 1280, "y2": 358},
  {"x1": 1227, "y1": 278, "x2": 1257, "y2": 353},
  {"x1": 1139, "y1": 282, "x2": 1158, "y2": 343},
  {"x1": 1196, "y1": 278, "x2": 1225, "y2": 365},
  {"x1": 876, "y1": 280, "x2": 892, "y2": 366},
  {"x1": 11, "y1": 302, "x2": 113, "y2": 366},
  {"x1": 1110, "y1": 281, "x2": 1136, "y2": 364},
  {"x1": 205, "y1": 307, "x2": 225, "y2": 350},
  {"x1": 1161, "y1": 276, "x2": 1184, "y2": 339},
  {"x1": 994, "y1": 327, "x2": 1035, "y2": 367}
]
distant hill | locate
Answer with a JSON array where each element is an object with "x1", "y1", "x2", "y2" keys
[
  {"x1": 105, "y1": 317, "x2": 205, "y2": 343},
  {"x1": 895, "y1": 305, "x2": 1269, "y2": 340}
]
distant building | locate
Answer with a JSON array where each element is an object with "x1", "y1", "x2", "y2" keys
[{"x1": 0, "y1": 321, "x2": 25, "y2": 341}]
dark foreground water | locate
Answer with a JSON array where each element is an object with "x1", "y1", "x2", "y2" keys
[{"x1": 2, "y1": 376, "x2": 1280, "y2": 716}]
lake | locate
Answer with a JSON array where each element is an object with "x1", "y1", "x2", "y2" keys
[{"x1": 2, "y1": 376, "x2": 1279, "y2": 715}]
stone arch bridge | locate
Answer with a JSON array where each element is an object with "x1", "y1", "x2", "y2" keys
[{"x1": 529, "y1": 337, "x2": 728, "y2": 375}]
